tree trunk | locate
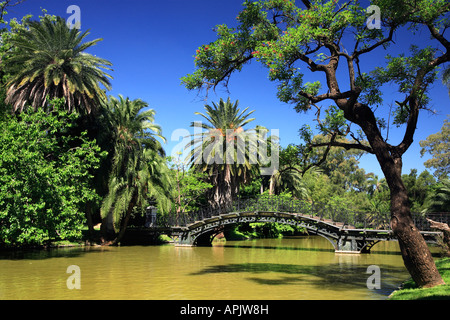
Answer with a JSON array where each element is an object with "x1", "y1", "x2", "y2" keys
[
  {"x1": 346, "y1": 102, "x2": 445, "y2": 288},
  {"x1": 85, "y1": 202, "x2": 95, "y2": 241},
  {"x1": 208, "y1": 165, "x2": 234, "y2": 207},
  {"x1": 269, "y1": 175, "x2": 275, "y2": 195},
  {"x1": 390, "y1": 188, "x2": 445, "y2": 288},
  {"x1": 427, "y1": 219, "x2": 450, "y2": 255},
  {"x1": 381, "y1": 156, "x2": 445, "y2": 288},
  {"x1": 110, "y1": 193, "x2": 137, "y2": 246}
]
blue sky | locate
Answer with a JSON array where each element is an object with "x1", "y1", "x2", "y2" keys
[{"x1": 7, "y1": 0, "x2": 449, "y2": 179}]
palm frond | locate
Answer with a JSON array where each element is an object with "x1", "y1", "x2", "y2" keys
[{"x1": 4, "y1": 16, "x2": 113, "y2": 114}]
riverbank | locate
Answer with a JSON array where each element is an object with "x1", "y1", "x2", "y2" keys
[{"x1": 388, "y1": 257, "x2": 450, "y2": 300}]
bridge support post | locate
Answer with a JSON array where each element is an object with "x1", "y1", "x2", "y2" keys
[
  {"x1": 174, "y1": 231, "x2": 215, "y2": 247},
  {"x1": 336, "y1": 237, "x2": 363, "y2": 254},
  {"x1": 175, "y1": 232, "x2": 195, "y2": 247}
]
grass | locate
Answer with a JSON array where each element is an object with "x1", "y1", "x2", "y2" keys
[{"x1": 389, "y1": 257, "x2": 450, "y2": 300}]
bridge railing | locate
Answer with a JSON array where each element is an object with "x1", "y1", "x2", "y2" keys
[{"x1": 155, "y1": 196, "x2": 449, "y2": 232}]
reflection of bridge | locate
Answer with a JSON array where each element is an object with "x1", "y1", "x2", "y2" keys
[{"x1": 149, "y1": 197, "x2": 449, "y2": 254}]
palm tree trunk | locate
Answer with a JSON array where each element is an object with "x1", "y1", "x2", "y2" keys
[
  {"x1": 269, "y1": 176, "x2": 275, "y2": 195},
  {"x1": 110, "y1": 192, "x2": 138, "y2": 246},
  {"x1": 85, "y1": 202, "x2": 95, "y2": 242}
]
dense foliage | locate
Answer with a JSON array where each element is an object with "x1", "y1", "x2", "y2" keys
[
  {"x1": 2, "y1": 15, "x2": 112, "y2": 114},
  {"x1": 0, "y1": 11, "x2": 173, "y2": 247},
  {"x1": 0, "y1": 99, "x2": 104, "y2": 247},
  {"x1": 420, "y1": 116, "x2": 450, "y2": 180}
]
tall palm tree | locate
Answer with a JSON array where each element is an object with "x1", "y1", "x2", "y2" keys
[
  {"x1": 100, "y1": 95, "x2": 173, "y2": 244},
  {"x1": 3, "y1": 16, "x2": 112, "y2": 114},
  {"x1": 186, "y1": 97, "x2": 267, "y2": 206}
]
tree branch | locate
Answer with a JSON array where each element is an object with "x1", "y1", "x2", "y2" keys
[
  {"x1": 1, "y1": 0, "x2": 26, "y2": 22},
  {"x1": 310, "y1": 140, "x2": 374, "y2": 154},
  {"x1": 427, "y1": 21, "x2": 450, "y2": 51},
  {"x1": 396, "y1": 51, "x2": 450, "y2": 155},
  {"x1": 300, "y1": 133, "x2": 337, "y2": 176},
  {"x1": 210, "y1": 54, "x2": 254, "y2": 92},
  {"x1": 352, "y1": 26, "x2": 396, "y2": 58},
  {"x1": 298, "y1": 89, "x2": 354, "y2": 104}
]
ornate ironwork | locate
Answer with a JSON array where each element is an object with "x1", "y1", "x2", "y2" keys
[{"x1": 152, "y1": 196, "x2": 448, "y2": 253}]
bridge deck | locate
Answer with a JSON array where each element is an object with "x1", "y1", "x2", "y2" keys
[
  {"x1": 149, "y1": 198, "x2": 448, "y2": 251},
  {"x1": 154, "y1": 211, "x2": 443, "y2": 244}
]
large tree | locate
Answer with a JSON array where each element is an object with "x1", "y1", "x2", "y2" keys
[
  {"x1": 3, "y1": 15, "x2": 112, "y2": 114},
  {"x1": 100, "y1": 95, "x2": 173, "y2": 245},
  {"x1": 182, "y1": 0, "x2": 449, "y2": 288}
]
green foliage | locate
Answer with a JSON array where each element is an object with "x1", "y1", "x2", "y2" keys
[
  {"x1": 424, "y1": 179, "x2": 450, "y2": 213},
  {"x1": 2, "y1": 15, "x2": 112, "y2": 114},
  {"x1": 269, "y1": 144, "x2": 311, "y2": 199},
  {"x1": 181, "y1": 0, "x2": 449, "y2": 185},
  {"x1": 420, "y1": 116, "x2": 450, "y2": 179},
  {"x1": 168, "y1": 154, "x2": 213, "y2": 212},
  {"x1": 369, "y1": 45, "x2": 439, "y2": 125},
  {"x1": 402, "y1": 169, "x2": 436, "y2": 212},
  {"x1": 100, "y1": 95, "x2": 174, "y2": 234},
  {"x1": 186, "y1": 98, "x2": 268, "y2": 205},
  {"x1": 0, "y1": 99, "x2": 104, "y2": 247},
  {"x1": 443, "y1": 65, "x2": 450, "y2": 96}
]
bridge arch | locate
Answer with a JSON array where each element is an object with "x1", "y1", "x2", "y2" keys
[
  {"x1": 158, "y1": 197, "x2": 445, "y2": 254},
  {"x1": 174, "y1": 211, "x2": 382, "y2": 253}
]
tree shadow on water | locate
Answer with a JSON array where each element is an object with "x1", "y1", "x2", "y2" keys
[
  {"x1": 190, "y1": 262, "x2": 407, "y2": 292},
  {"x1": 0, "y1": 246, "x2": 114, "y2": 260}
]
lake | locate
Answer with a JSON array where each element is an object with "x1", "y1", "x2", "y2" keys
[{"x1": 0, "y1": 236, "x2": 419, "y2": 300}]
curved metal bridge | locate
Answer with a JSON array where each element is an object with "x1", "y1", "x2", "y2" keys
[{"x1": 150, "y1": 197, "x2": 448, "y2": 254}]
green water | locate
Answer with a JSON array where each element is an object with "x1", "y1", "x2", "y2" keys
[{"x1": 0, "y1": 236, "x2": 414, "y2": 300}]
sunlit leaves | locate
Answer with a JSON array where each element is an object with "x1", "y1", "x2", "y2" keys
[
  {"x1": 355, "y1": 72, "x2": 383, "y2": 107},
  {"x1": 368, "y1": 45, "x2": 439, "y2": 125},
  {"x1": 3, "y1": 15, "x2": 113, "y2": 114},
  {"x1": 420, "y1": 116, "x2": 450, "y2": 179},
  {"x1": 0, "y1": 99, "x2": 104, "y2": 247},
  {"x1": 372, "y1": 0, "x2": 449, "y2": 26}
]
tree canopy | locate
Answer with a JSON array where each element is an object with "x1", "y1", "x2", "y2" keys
[
  {"x1": 420, "y1": 115, "x2": 450, "y2": 180},
  {"x1": 3, "y1": 15, "x2": 113, "y2": 114},
  {"x1": 0, "y1": 99, "x2": 104, "y2": 247}
]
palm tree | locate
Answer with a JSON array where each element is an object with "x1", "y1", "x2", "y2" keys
[
  {"x1": 425, "y1": 179, "x2": 450, "y2": 213},
  {"x1": 267, "y1": 144, "x2": 313, "y2": 199},
  {"x1": 3, "y1": 16, "x2": 112, "y2": 114},
  {"x1": 186, "y1": 98, "x2": 267, "y2": 206},
  {"x1": 104, "y1": 95, "x2": 166, "y2": 154},
  {"x1": 269, "y1": 166, "x2": 319, "y2": 200},
  {"x1": 100, "y1": 95, "x2": 173, "y2": 244}
]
